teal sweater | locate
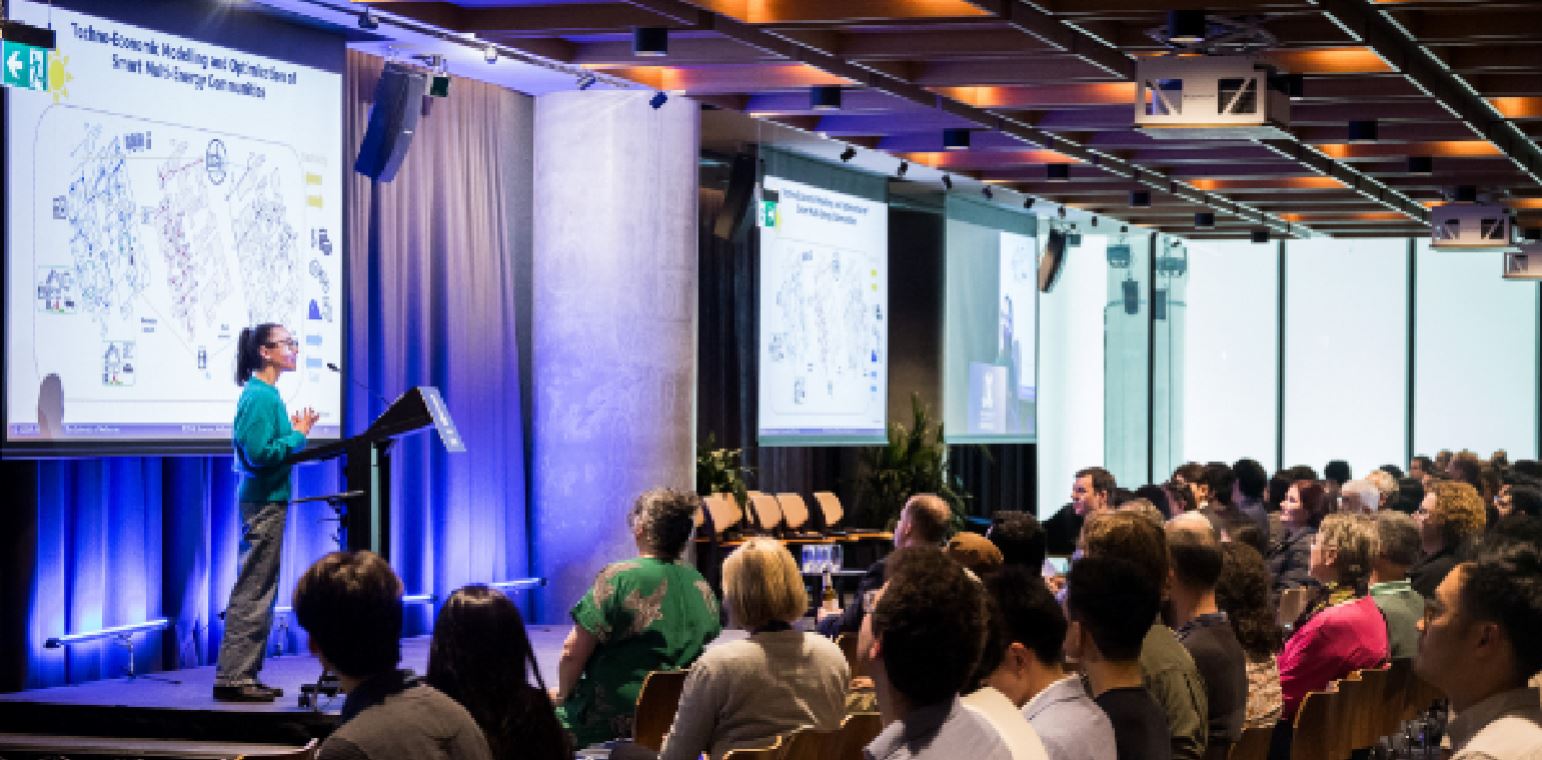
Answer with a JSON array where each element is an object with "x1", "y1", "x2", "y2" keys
[{"x1": 233, "y1": 377, "x2": 308, "y2": 504}]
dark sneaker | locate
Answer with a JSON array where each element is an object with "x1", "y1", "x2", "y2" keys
[{"x1": 213, "y1": 683, "x2": 283, "y2": 702}]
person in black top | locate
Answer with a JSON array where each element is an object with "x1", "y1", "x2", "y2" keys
[
  {"x1": 1065, "y1": 556, "x2": 1173, "y2": 760},
  {"x1": 1166, "y1": 516, "x2": 1247, "y2": 760},
  {"x1": 1411, "y1": 481, "x2": 1486, "y2": 597}
]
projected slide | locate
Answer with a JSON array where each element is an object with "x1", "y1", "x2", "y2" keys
[
  {"x1": 5, "y1": 1, "x2": 343, "y2": 446},
  {"x1": 757, "y1": 175, "x2": 888, "y2": 444},
  {"x1": 944, "y1": 217, "x2": 1038, "y2": 442}
]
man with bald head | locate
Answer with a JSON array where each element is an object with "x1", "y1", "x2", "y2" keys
[
  {"x1": 1167, "y1": 515, "x2": 1246, "y2": 758},
  {"x1": 818, "y1": 493, "x2": 952, "y2": 635}
]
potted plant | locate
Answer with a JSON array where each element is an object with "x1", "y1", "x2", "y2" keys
[
  {"x1": 854, "y1": 394, "x2": 970, "y2": 530},
  {"x1": 695, "y1": 432, "x2": 752, "y2": 512}
]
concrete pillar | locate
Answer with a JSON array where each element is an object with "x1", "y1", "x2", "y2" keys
[{"x1": 530, "y1": 90, "x2": 698, "y2": 623}]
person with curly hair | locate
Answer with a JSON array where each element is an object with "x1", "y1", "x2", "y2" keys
[
  {"x1": 552, "y1": 488, "x2": 723, "y2": 748},
  {"x1": 1214, "y1": 543, "x2": 1282, "y2": 731},
  {"x1": 1411, "y1": 481, "x2": 1486, "y2": 598},
  {"x1": 1277, "y1": 514, "x2": 1388, "y2": 722}
]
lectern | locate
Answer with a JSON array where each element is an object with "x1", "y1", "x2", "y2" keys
[{"x1": 291, "y1": 386, "x2": 463, "y2": 560}]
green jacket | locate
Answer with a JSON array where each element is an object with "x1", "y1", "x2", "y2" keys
[{"x1": 233, "y1": 377, "x2": 307, "y2": 503}]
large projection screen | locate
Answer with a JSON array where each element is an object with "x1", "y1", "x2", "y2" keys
[
  {"x1": 943, "y1": 197, "x2": 1038, "y2": 442},
  {"x1": 757, "y1": 173, "x2": 888, "y2": 445},
  {"x1": 4, "y1": 0, "x2": 345, "y2": 454}
]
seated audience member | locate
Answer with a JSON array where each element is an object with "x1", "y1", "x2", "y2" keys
[
  {"x1": 1073, "y1": 467, "x2": 1119, "y2": 521},
  {"x1": 1339, "y1": 479, "x2": 1381, "y2": 514},
  {"x1": 1368, "y1": 512, "x2": 1424, "y2": 659},
  {"x1": 1082, "y1": 512, "x2": 1207, "y2": 760},
  {"x1": 1435, "y1": 450, "x2": 1455, "y2": 474},
  {"x1": 1134, "y1": 484, "x2": 1174, "y2": 520},
  {"x1": 554, "y1": 488, "x2": 723, "y2": 747},
  {"x1": 819, "y1": 493, "x2": 951, "y2": 636},
  {"x1": 1415, "y1": 520, "x2": 1542, "y2": 758},
  {"x1": 988, "y1": 512, "x2": 1048, "y2": 572},
  {"x1": 1230, "y1": 459, "x2": 1272, "y2": 546},
  {"x1": 1166, "y1": 516, "x2": 1246, "y2": 760},
  {"x1": 1214, "y1": 543, "x2": 1283, "y2": 730},
  {"x1": 1278, "y1": 514, "x2": 1388, "y2": 721},
  {"x1": 659, "y1": 538, "x2": 847, "y2": 760},
  {"x1": 1513, "y1": 459, "x2": 1542, "y2": 482},
  {"x1": 947, "y1": 531, "x2": 1005, "y2": 577},
  {"x1": 1366, "y1": 470, "x2": 1399, "y2": 510},
  {"x1": 428, "y1": 586, "x2": 568, "y2": 760},
  {"x1": 1379, "y1": 464, "x2": 1406, "y2": 480},
  {"x1": 1410, "y1": 456, "x2": 1435, "y2": 487},
  {"x1": 1410, "y1": 481, "x2": 1486, "y2": 598},
  {"x1": 1201, "y1": 463, "x2": 1239, "y2": 527},
  {"x1": 1498, "y1": 483, "x2": 1542, "y2": 520},
  {"x1": 1450, "y1": 456, "x2": 1484, "y2": 493},
  {"x1": 294, "y1": 552, "x2": 493, "y2": 760},
  {"x1": 1173, "y1": 463, "x2": 1209, "y2": 512},
  {"x1": 972, "y1": 566, "x2": 1116, "y2": 760},
  {"x1": 1324, "y1": 460, "x2": 1352, "y2": 504},
  {"x1": 1116, "y1": 498, "x2": 1166, "y2": 531},
  {"x1": 1267, "y1": 480, "x2": 1329, "y2": 594},
  {"x1": 1166, "y1": 478, "x2": 1199, "y2": 517},
  {"x1": 860, "y1": 548, "x2": 1012, "y2": 760},
  {"x1": 964, "y1": 567, "x2": 1054, "y2": 760},
  {"x1": 1393, "y1": 477, "x2": 1425, "y2": 516},
  {"x1": 1065, "y1": 557, "x2": 1173, "y2": 760}
]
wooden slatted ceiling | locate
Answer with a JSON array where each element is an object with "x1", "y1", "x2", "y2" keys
[{"x1": 360, "y1": 0, "x2": 1542, "y2": 237}]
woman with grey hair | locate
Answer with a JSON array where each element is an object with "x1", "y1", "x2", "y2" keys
[
  {"x1": 1368, "y1": 511, "x2": 1424, "y2": 659},
  {"x1": 552, "y1": 488, "x2": 723, "y2": 748}
]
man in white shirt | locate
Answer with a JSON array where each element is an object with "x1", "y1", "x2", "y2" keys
[
  {"x1": 963, "y1": 566, "x2": 1053, "y2": 760},
  {"x1": 1416, "y1": 521, "x2": 1542, "y2": 759}
]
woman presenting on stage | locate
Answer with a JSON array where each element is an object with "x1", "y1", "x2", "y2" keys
[{"x1": 214, "y1": 323, "x2": 318, "y2": 702}]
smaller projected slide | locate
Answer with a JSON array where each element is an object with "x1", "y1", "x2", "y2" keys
[
  {"x1": 758, "y1": 175, "x2": 888, "y2": 445},
  {"x1": 944, "y1": 217, "x2": 1038, "y2": 442},
  {"x1": 4, "y1": 1, "x2": 343, "y2": 447}
]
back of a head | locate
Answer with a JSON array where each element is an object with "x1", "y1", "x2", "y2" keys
[
  {"x1": 988, "y1": 511, "x2": 1047, "y2": 571},
  {"x1": 1215, "y1": 542, "x2": 1282, "y2": 660},
  {"x1": 1166, "y1": 518, "x2": 1223, "y2": 592},
  {"x1": 1461, "y1": 518, "x2": 1542, "y2": 685},
  {"x1": 981, "y1": 565, "x2": 1066, "y2": 669},
  {"x1": 1286, "y1": 465, "x2": 1319, "y2": 482},
  {"x1": 1510, "y1": 485, "x2": 1542, "y2": 518},
  {"x1": 871, "y1": 547, "x2": 987, "y2": 706},
  {"x1": 903, "y1": 493, "x2": 953, "y2": 545},
  {"x1": 1317, "y1": 513, "x2": 1378, "y2": 591},
  {"x1": 1267, "y1": 473, "x2": 1293, "y2": 512},
  {"x1": 1204, "y1": 463, "x2": 1236, "y2": 507},
  {"x1": 1233, "y1": 459, "x2": 1268, "y2": 502},
  {"x1": 429, "y1": 586, "x2": 568, "y2": 760},
  {"x1": 1134, "y1": 484, "x2": 1173, "y2": 519},
  {"x1": 1394, "y1": 477, "x2": 1425, "y2": 515},
  {"x1": 295, "y1": 551, "x2": 403, "y2": 678},
  {"x1": 1294, "y1": 479, "x2": 1331, "y2": 528},
  {"x1": 1513, "y1": 459, "x2": 1542, "y2": 481},
  {"x1": 723, "y1": 537, "x2": 808, "y2": 630},
  {"x1": 1449, "y1": 458, "x2": 1483, "y2": 490},
  {"x1": 1366, "y1": 470, "x2": 1398, "y2": 505},
  {"x1": 1340, "y1": 479, "x2": 1381, "y2": 514},
  {"x1": 1429, "y1": 480, "x2": 1487, "y2": 547},
  {"x1": 1379, "y1": 464, "x2": 1406, "y2": 480},
  {"x1": 1117, "y1": 498, "x2": 1165, "y2": 531},
  {"x1": 1374, "y1": 511, "x2": 1421, "y2": 568},
  {"x1": 628, "y1": 487, "x2": 700, "y2": 562},
  {"x1": 1066, "y1": 556, "x2": 1160, "y2": 662},
  {"x1": 1082, "y1": 510, "x2": 1168, "y2": 581},
  {"x1": 1174, "y1": 462, "x2": 1206, "y2": 488},
  {"x1": 946, "y1": 532, "x2": 1004, "y2": 576},
  {"x1": 1325, "y1": 460, "x2": 1352, "y2": 485}
]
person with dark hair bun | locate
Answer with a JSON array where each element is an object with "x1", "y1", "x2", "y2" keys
[
  {"x1": 1214, "y1": 543, "x2": 1282, "y2": 731},
  {"x1": 214, "y1": 322, "x2": 318, "y2": 702},
  {"x1": 429, "y1": 586, "x2": 569, "y2": 760}
]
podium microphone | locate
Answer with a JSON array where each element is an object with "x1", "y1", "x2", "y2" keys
[{"x1": 326, "y1": 362, "x2": 393, "y2": 410}]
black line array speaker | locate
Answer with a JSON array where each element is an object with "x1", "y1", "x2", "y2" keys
[
  {"x1": 1038, "y1": 228, "x2": 1069, "y2": 293},
  {"x1": 712, "y1": 152, "x2": 757, "y2": 241},
  {"x1": 355, "y1": 63, "x2": 428, "y2": 182}
]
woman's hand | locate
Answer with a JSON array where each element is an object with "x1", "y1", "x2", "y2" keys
[{"x1": 291, "y1": 407, "x2": 320, "y2": 434}]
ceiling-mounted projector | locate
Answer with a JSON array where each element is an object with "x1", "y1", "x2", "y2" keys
[
  {"x1": 1502, "y1": 242, "x2": 1542, "y2": 280},
  {"x1": 1134, "y1": 55, "x2": 1291, "y2": 140},
  {"x1": 1430, "y1": 203, "x2": 1517, "y2": 252}
]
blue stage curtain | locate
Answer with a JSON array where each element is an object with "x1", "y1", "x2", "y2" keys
[{"x1": 8, "y1": 52, "x2": 533, "y2": 690}]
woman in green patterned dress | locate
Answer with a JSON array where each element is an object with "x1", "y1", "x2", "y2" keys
[{"x1": 552, "y1": 488, "x2": 723, "y2": 748}]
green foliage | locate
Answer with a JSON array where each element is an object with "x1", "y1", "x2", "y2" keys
[
  {"x1": 855, "y1": 394, "x2": 970, "y2": 529},
  {"x1": 696, "y1": 432, "x2": 752, "y2": 508}
]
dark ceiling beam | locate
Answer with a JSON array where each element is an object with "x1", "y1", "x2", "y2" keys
[{"x1": 1313, "y1": 0, "x2": 1542, "y2": 185}]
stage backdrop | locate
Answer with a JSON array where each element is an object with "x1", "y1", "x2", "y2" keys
[{"x1": 1, "y1": 52, "x2": 534, "y2": 690}]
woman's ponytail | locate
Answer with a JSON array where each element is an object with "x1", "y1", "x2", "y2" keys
[{"x1": 234, "y1": 324, "x2": 280, "y2": 386}]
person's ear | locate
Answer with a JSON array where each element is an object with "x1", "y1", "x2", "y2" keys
[
  {"x1": 1008, "y1": 642, "x2": 1032, "y2": 674},
  {"x1": 867, "y1": 636, "x2": 882, "y2": 663}
]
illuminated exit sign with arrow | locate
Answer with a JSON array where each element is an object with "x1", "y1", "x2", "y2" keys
[{"x1": 0, "y1": 20, "x2": 56, "y2": 92}]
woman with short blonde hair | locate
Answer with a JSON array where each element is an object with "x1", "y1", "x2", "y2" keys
[{"x1": 659, "y1": 538, "x2": 849, "y2": 760}]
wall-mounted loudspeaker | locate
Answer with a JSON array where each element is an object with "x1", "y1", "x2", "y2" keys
[
  {"x1": 1039, "y1": 229, "x2": 1069, "y2": 293},
  {"x1": 355, "y1": 63, "x2": 428, "y2": 182},
  {"x1": 712, "y1": 152, "x2": 757, "y2": 241}
]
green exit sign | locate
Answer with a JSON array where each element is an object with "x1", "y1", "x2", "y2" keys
[{"x1": 0, "y1": 20, "x2": 56, "y2": 92}]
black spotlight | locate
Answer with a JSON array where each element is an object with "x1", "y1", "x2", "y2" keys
[
  {"x1": 633, "y1": 27, "x2": 669, "y2": 57},
  {"x1": 1131, "y1": 190, "x2": 1151, "y2": 207},
  {"x1": 1526, "y1": 227, "x2": 1542, "y2": 242},
  {"x1": 1251, "y1": 227, "x2": 1270, "y2": 244},
  {"x1": 982, "y1": 186, "x2": 994, "y2": 200},
  {"x1": 1275, "y1": 73, "x2": 1305, "y2": 101},
  {"x1": 1167, "y1": 10, "x2": 1208, "y2": 45},
  {"x1": 942, "y1": 175, "x2": 954, "y2": 190},
  {"x1": 1407, "y1": 155, "x2": 1433, "y2": 174},
  {"x1": 649, "y1": 91, "x2": 668, "y2": 109},
  {"x1": 840, "y1": 145, "x2": 857, "y2": 163},
  {"x1": 1023, "y1": 197, "x2": 1036, "y2": 210},
  {"x1": 1090, "y1": 215, "x2": 1099, "y2": 227},
  {"x1": 942, "y1": 128, "x2": 971, "y2": 150},
  {"x1": 1057, "y1": 205, "x2": 1067, "y2": 219},
  {"x1": 1348, "y1": 120, "x2": 1379, "y2": 143},
  {"x1": 1120, "y1": 225, "x2": 1129, "y2": 234},
  {"x1": 896, "y1": 160, "x2": 909, "y2": 178},
  {"x1": 1047, "y1": 163, "x2": 1071, "y2": 181},
  {"x1": 1454, "y1": 185, "x2": 1478, "y2": 203},
  {"x1": 1195, "y1": 211, "x2": 1216, "y2": 228},
  {"x1": 811, "y1": 86, "x2": 842, "y2": 111},
  {"x1": 358, "y1": 8, "x2": 380, "y2": 30}
]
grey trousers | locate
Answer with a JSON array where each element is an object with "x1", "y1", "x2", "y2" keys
[{"x1": 215, "y1": 500, "x2": 287, "y2": 685}]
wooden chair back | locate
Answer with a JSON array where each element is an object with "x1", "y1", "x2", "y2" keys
[
  {"x1": 781, "y1": 727, "x2": 842, "y2": 760},
  {"x1": 777, "y1": 493, "x2": 813, "y2": 531},
  {"x1": 749, "y1": 492, "x2": 785, "y2": 532},
  {"x1": 704, "y1": 493, "x2": 744, "y2": 535},
  {"x1": 1291, "y1": 689, "x2": 1340, "y2": 760},
  {"x1": 632, "y1": 669, "x2": 689, "y2": 751},
  {"x1": 1336, "y1": 672, "x2": 1371, "y2": 756},
  {"x1": 1382, "y1": 658, "x2": 1415, "y2": 729},
  {"x1": 1228, "y1": 725, "x2": 1273, "y2": 760},
  {"x1": 813, "y1": 491, "x2": 844, "y2": 529},
  {"x1": 834, "y1": 632, "x2": 864, "y2": 677},
  {"x1": 1351, "y1": 666, "x2": 1391, "y2": 750},
  {"x1": 723, "y1": 736, "x2": 785, "y2": 760},
  {"x1": 836, "y1": 713, "x2": 882, "y2": 760}
]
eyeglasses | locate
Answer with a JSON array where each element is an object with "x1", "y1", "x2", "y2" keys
[{"x1": 265, "y1": 338, "x2": 299, "y2": 349}]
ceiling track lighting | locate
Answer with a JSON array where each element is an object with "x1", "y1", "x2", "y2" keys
[
  {"x1": 810, "y1": 86, "x2": 842, "y2": 111},
  {"x1": 633, "y1": 27, "x2": 669, "y2": 57},
  {"x1": 1023, "y1": 197, "x2": 1036, "y2": 210},
  {"x1": 1090, "y1": 216, "x2": 1099, "y2": 227},
  {"x1": 576, "y1": 71, "x2": 598, "y2": 90},
  {"x1": 1131, "y1": 190, "x2": 1151, "y2": 208},
  {"x1": 483, "y1": 43, "x2": 498, "y2": 64},
  {"x1": 839, "y1": 145, "x2": 857, "y2": 163},
  {"x1": 1047, "y1": 163, "x2": 1071, "y2": 182},
  {"x1": 1251, "y1": 228, "x2": 1270, "y2": 244},
  {"x1": 1057, "y1": 205, "x2": 1067, "y2": 219},
  {"x1": 1454, "y1": 185, "x2": 1478, "y2": 203},
  {"x1": 941, "y1": 175, "x2": 953, "y2": 191},
  {"x1": 1195, "y1": 211, "x2": 1216, "y2": 229},
  {"x1": 1408, "y1": 155, "x2": 1433, "y2": 174},
  {"x1": 649, "y1": 91, "x2": 668, "y2": 110},
  {"x1": 1166, "y1": 9, "x2": 1208, "y2": 45},
  {"x1": 942, "y1": 128, "x2": 971, "y2": 151},
  {"x1": 896, "y1": 160, "x2": 909, "y2": 178},
  {"x1": 358, "y1": 7, "x2": 380, "y2": 30},
  {"x1": 1348, "y1": 120, "x2": 1379, "y2": 143},
  {"x1": 982, "y1": 186, "x2": 994, "y2": 200}
]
